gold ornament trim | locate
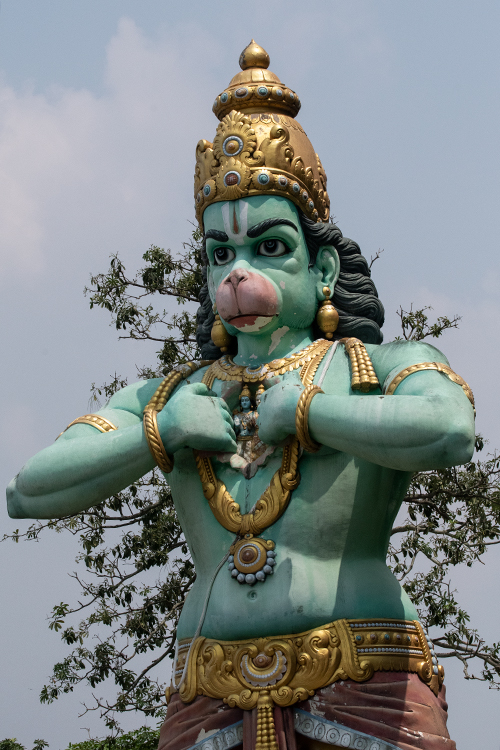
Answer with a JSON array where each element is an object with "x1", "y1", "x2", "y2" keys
[
  {"x1": 143, "y1": 410, "x2": 174, "y2": 474},
  {"x1": 340, "y1": 338, "x2": 380, "y2": 392},
  {"x1": 211, "y1": 311, "x2": 233, "y2": 353},
  {"x1": 168, "y1": 618, "x2": 444, "y2": 714},
  {"x1": 202, "y1": 339, "x2": 332, "y2": 389},
  {"x1": 195, "y1": 110, "x2": 329, "y2": 225},
  {"x1": 213, "y1": 40, "x2": 300, "y2": 121},
  {"x1": 194, "y1": 436, "x2": 300, "y2": 537},
  {"x1": 195, "y1": 341, "x2": 332, "y2": 567},
  {"x1": 295, "y1": 385, "x2": 324, "y2": 453},
  {"x1": 143, "y1": 360, "x2": 214, "y2": 473},
  {"x1": 58, "y1": 413, "x2": 118, "y2": 438},
  {"x1": 316, "y1": 286, "x2": 339, "y2": 340},
  {"x1": 385, "y1": 361, "x2": 475, "y2": 410}
]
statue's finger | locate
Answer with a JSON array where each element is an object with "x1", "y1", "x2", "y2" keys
[
  {"x1": 182, "y1": 382, "x2": 210, "y2": 396},
  {"x1": 219, "y1": 399, "x2": 233, "y2": 417}
]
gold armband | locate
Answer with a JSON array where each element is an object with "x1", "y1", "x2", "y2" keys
[
  {"x1": 58, "y1": 413, "x2": 117, "y2": 439},
  {"x1": 295, "y1": 385, "x2": 323, "y2": 453},
  {"x1": 143, "y1": 408, "x2": 174, "y2": 473},
  {"x1": 143, "y1": 360, "x2": 213, "y2": 473},
  {"x1": 385, "y1": 361, "x2": 475, "y2": 410}
]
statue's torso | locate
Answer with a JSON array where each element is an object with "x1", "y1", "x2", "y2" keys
[{"x1": 171, "y1": 345, "x2": 419, "y2": 641}]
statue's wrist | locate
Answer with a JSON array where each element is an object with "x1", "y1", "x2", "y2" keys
[
  {"x1": 143, "y1": 408, "x2": 174, "y2": 473},
  {"x1": 156, "y1": 400, "x2": 189, "y2": 454},
  {"x1": 295, "y1": 386, "x2": 324, "y2": 452}
]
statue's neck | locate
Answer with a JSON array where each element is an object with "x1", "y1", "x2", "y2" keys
[{"x1": 233, "y1": 326, "x2": 314, "y2": 366}]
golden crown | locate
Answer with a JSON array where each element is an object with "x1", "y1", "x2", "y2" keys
[{"x1": 194, "y1": 41, "x2": 330, "y2": 227}]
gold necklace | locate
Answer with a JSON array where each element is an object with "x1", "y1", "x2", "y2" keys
[
  {"x1": 195, "y1": 339, "x2": 333, "y2": 586},
  {"x1": 201, "y1": 338, "x2": 332, "y2": 389}
]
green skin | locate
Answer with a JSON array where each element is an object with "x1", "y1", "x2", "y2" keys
[{"x1": 7, "y1": 195, "x2": 475, "y2": 642}]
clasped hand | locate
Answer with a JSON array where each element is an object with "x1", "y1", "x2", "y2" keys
[
  {"x1": 157, "y1": 383, "x2": 237, "y2": 454},
  {"x1": 157, "y1": 380, "x2": 302, "y2": 456},
  {"x1": 255, "y1": 381, "x2": 302, "y2": 445}
]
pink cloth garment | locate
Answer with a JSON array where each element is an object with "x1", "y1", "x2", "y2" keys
[
  {"x1": 158, "y1": 673, "x2": 454, "y2": 750},
  {"x1": 298, "y1": 672, "x2": 455, "y2": 750},
  {"x1": 158, "y1": 693, "x2": 243, "y2": 750}
]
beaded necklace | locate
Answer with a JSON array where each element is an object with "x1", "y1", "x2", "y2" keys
[{"x1": 196, "y1": 339, "x2": 333, "y2": 586}]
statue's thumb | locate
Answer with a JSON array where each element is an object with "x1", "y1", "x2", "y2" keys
[{"x1": 183, "y1": 382, "x2": 212, "y2": 396}]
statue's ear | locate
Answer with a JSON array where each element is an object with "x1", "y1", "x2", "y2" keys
[{"x1": 313, "y1": 246, "x2": 340, "y2": 302}]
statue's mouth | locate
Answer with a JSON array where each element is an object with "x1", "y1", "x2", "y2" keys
[
  {"x1": 227, "y1": 314, "x2": 274, "y2": 331},
  {"x1": 216, "y1": 269, "x2": 279, "y2": 328}
]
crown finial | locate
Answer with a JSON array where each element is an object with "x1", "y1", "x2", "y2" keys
[
  {"x1": 198, "y1": 47, "x2": 330, "y2": 227},
  {"x1": 213, "y1": 43, "x2": 300, "y2": 120},
  {"x1": 239, "y1": 40, "x2": 270, "y2": 71}
]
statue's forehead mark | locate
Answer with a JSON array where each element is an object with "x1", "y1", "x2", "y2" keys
[{"x1": 221, "y1": 201, "x2": 249, "y2": 245}]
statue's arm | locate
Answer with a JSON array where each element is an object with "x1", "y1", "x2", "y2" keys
[
  {"x1": 258, "y1": 341, "x2": 475, "y2": 472},
  {"x1": 7, "y1": 373, "x2": 237, "y2": 520},
  {"x1": 6, "y1": 380, "x2": 163, "y2": 520},
  {"x1": 308, "y1": 341, "x2": 475, "y2": 471}
]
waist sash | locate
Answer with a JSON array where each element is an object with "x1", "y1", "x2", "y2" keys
[{"x1": 167, "y1": 618, "x2": 443, "y2": 749}]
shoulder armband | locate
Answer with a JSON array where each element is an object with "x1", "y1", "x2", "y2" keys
[
  {"x1": 143, "y1": 360, "x2": 213, "y2": 473},
  {"x1": 57, "y1": 413, "x2": 118, "y2": 439},
  {"x1": 385, "y1": 361, "x2": 475, "y2": 412}
]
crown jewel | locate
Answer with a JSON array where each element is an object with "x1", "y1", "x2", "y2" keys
[{"x1": 195, "y1": 41, "x2": 330, "y2": 226}]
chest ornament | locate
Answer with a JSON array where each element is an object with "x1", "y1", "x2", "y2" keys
[
  {"x1": 202, "y1": 338, "x2": 332, "y2": 387},
  {"x1": 143, "y1": 338, "x2": 379, "y2": 587},
  {"x1": 197, "y1": 339, "x2": 333, "y2": 586}
]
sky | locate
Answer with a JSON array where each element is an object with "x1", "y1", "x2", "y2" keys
[{"x1": 0, "y1": 1, "x2": 499, "y2": 747}]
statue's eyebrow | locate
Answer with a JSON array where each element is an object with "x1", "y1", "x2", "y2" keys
[
  {"x1": 205, "y1": 229, "x2": 229, "y2": 242},
  {"x1": 247, "y1": 218, "x2": 298, "y2": 238}
]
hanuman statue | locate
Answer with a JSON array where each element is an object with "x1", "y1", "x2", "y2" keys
[{"x1": 7, "y1": 41, "x2": 475, "y2": 750}]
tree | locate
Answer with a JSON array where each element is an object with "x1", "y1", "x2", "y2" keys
[
  {"x1": 3, "y1": 228, "x2": 500, "y2": 735},
  {"x1": 0, "y1": 740, "x2": 48, "y2": 750},
  {"x1": 0, "y1": 727, "x2": 159, "y2": 750},
  {"x1": 63, "y1": 726, "x2": 160, "y2": 750}
]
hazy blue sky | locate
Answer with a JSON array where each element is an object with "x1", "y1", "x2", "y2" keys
[{"x1": 0, "y1": 1, "x2": 499, "y2": 747}]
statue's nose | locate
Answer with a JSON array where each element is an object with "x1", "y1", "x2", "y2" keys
[{"x1": 225, "y1": 267, "x2": 249, "y2": 290}]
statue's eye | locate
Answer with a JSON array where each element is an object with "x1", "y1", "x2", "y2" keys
[
  {"x1": 213, "y1": 247, "x2": 235, "y2": 265},
  {"x1": 257, "y1": 239, "x2": 289, "y2": 257}
]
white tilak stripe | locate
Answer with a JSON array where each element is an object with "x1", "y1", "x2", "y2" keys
[{"x1": 221, "y1": 201, "x2": 249, "y2": 245}]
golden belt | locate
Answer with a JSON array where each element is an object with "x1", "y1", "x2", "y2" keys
[{"x1": 168, "y1": 618, "x2": 443, "y2": 713}]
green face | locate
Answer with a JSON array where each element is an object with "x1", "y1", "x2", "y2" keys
[{"x1": 204, "y1": 196, "x2": 333, "y2": 338}]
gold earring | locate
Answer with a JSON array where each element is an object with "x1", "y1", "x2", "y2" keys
[
  {"x1": 211, "y1": 306, "x2": 233, "y2": 353},
  {"x1": 316, "y1": 286, "x2": 339, "y2": 340}
]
